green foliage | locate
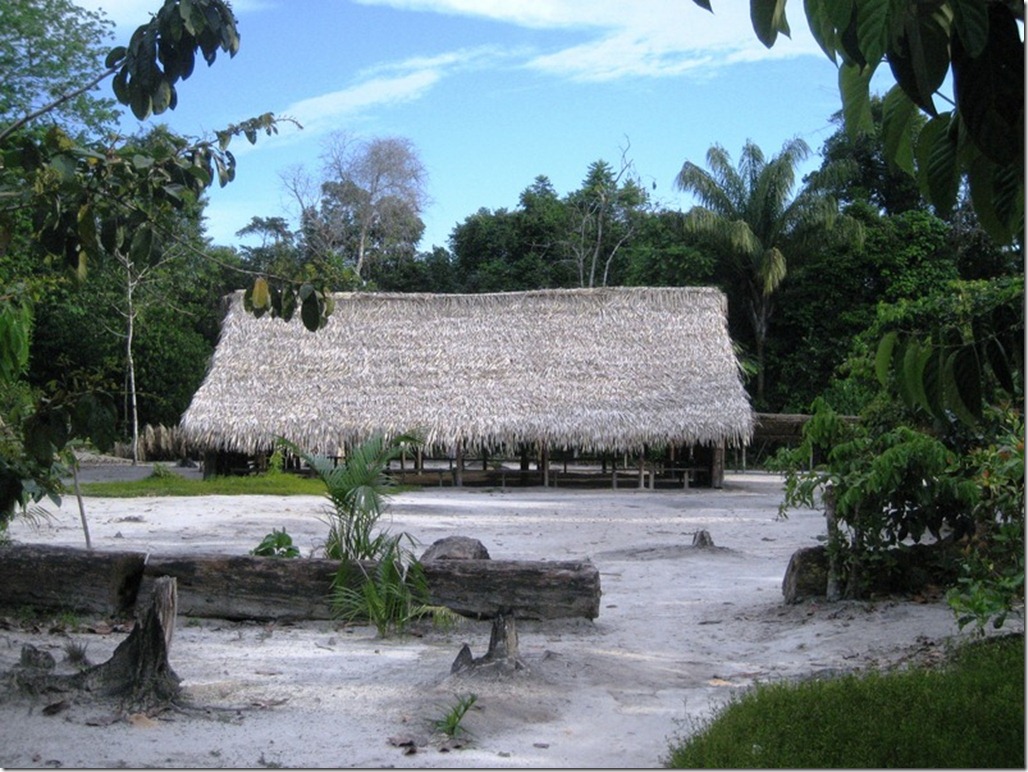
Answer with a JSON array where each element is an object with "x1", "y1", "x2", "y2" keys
[
  {"x1": 251, "y1": 527, "x2": 300, "y2": 558},
  {"x1": 332, "y1": 533, "x2": 430, "y2": 637},
  {"x1": 105, "y1": 0, "x2": 240, "y2": 122},
  {"x1": 675, "y1": 138, "x2": 859, "y2": 406},
  {"x1": 665, "y1": 634, "x2": 1024, "y2": 768},
  {"x1": 0, "y1": 0, "x2": 120, "y2": 136},
  {"x1": 280, "y1": 434, "x2": 417, "y2": 561},
  {"x1": 947, "y1": 408, "x2": 1025, "y2": 634},
  {"x1": 773, "y1": 398, "x2": 980, "y2": 597},
  {"x1": 281, "y1": 433, "x2": 431, "y2": 636},
  {"x1": 147, "y1": 463, "x2": 174, "y2": 479},
  {"x1": 698, "y1": 0, "x2": 1024, "y2": 246},
  {"x1": 872, "y1": 276, "x2": 1023, "y2": 427},
  {"x1": 0, "y1": 296, "x2": 32, "y2": 382},
  {"x1": 823, "y1": 275, "x2": 1022, "y2": 422},
  {"x1": 432, "y1": 693, "x2": 478, "y2": 739}
]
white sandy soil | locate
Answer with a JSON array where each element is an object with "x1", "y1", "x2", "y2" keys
[{"x1": 0, "y1": 469, "x2": 1006, "y2": 769}]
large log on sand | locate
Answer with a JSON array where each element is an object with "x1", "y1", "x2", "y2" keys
[
  {"x1": 139, "y1": 554, "x2": 343, "y2": 621},
  {"x1": 141, "y1": 555, "x2": 601, "y2": 621},
  {"x1": 0, "y1": 545, "x2": 601, "y2": 622},
  {"x1": 0, "y1": 544, "x2": 145, "y2": 616},
  {"x1": 422, "y1": 559, "x2": 601, "y2": 620}
]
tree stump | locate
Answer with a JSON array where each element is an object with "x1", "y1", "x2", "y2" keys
[
  {"x1": 450, "y1": 611, "x2": 526, "y2": 676},
  {"x1": 692, "y1": 529, "x2": 715, "y2": 548},
  {"x1": 11, "y1": 576, "x2": 181, "y2": 713}
]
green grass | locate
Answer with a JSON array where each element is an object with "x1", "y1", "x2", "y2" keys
[
  {"x1": 77, "y1": 470, "x2": 326, "y2": 497},
  {"x1": 666, "y1": 634, "x2": 1024, "y2": 769}
]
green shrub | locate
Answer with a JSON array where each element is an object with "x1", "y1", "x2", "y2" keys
[
  {"x1": 665, "y1": 635, "x2": 1024, "y2": 769},
  {"x1": 251, "y1": 528, "x2": 300, "y2": 558},
  {"x1": 332, "y1": 534, "x2": 428, "y2": 637}
]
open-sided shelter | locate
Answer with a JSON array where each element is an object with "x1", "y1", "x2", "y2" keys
[{"x1": 180, "y1": 286, "x2": 754, "y2": 486}]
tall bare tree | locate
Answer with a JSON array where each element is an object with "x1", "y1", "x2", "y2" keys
[
  {"x1": 315, "y1": 132, "x2": 429, "y2": 279},
  {"x1": 563, "y1": 150, "x2": 647, "y2": 288}
]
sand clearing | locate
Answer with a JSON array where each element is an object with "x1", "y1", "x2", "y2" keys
[{"x1": 0, "y1": 471, "x2": 996, "y2": 768}]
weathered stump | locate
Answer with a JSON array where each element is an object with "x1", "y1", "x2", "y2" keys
[
  {"x1": 11, "y1": 577, "x2": 181, "y2": 712},
  {"x1": 692, "y1": 530, "x2": 715, "y2": 548},
  {"x1": 450, "y1": 612, "x2": 526, "y2": 676}
]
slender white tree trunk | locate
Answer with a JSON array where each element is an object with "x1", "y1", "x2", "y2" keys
[{"x1": 124, "y1": 257, "x2": 140, "y2": 464}]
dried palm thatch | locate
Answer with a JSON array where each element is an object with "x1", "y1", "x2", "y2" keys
[{"x1": 180, "y1": 287, "x2": 754, "y2": 455}]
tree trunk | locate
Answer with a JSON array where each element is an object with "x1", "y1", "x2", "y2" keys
[
  {"x1": 124, "y1": 255, "x2": 140, "y2": 464},
  {"x1": 824, "y1": 485, "x2": 842, "y2": 602}
]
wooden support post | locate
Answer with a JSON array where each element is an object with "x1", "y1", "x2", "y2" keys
[
  {"x1": 712, "y1": 442, "x2": 725, "y2": 489},
  {"x1": 541, "y1": 444, "x2": 549, "y2": 487}
]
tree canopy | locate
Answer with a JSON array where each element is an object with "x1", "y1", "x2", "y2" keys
[{"x1": 696, "y1": 0, "x2": 1024, "y2": 248}]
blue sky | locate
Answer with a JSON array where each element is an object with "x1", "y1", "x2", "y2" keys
[{"x1": 75, "y1": 1, "x2": 881, "y2": 253}]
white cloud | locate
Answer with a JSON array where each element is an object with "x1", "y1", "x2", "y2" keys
[
  {"x1": 284, "y1": 70, "x2": 440, "y2": 132},
  {"x1": 356, "y1": 0, "x2": 822, "y2": 81}
]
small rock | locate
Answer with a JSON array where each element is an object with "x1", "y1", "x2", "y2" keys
[
  {"x1": 20, "y1": 644, "x2": 55, "y2": 670},
  {"x1": 421, "y1": 536, "x2": 490, "y2": 562}
]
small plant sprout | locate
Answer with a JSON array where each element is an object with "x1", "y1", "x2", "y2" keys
[
  {"x1": 251, "y1": 528, "x2": 300, "y2": 558},
  {"x1": 433, "y1": 693, "x2": 478, "y2": 739},
  {"x1": 63, "y1": 639, "x2": 91, "y2": 668}
]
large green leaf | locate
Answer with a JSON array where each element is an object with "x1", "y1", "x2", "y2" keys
[
  {"x1": 951, "y1": 0, "x2": 990, "y2": 58},
  {"x1": 881, "y1": 85, "x2": 917, "y2": 176},
  {"x1": 945, "y1": 346, "x2": 983, "y2": 425},
  {"x1": 751, "y1": 0, "x2": 790, "y2": 47},
  {"x1": 950, "y1": 3, "x2": 1024, "y2": 167},
  {"x1": 901, "y1": 338, "x2": 932, "y2": 413},
  {"x1": 886, "y1": 9, "x2": 951, "y2": 115},
  {"x1": 129, "y1": 226, "x2": 153, "y2": 263},
  {"x1": 803, "y1": 0, "x2": 840, "y2": 61},
  {"x1": 823, "y1": 0, "x2": 853, "y2": 31},
  {"x1": 854, "y1": 0, "x2": 889, "y2": 69},
  {"x1": 915, "y1": 113, "x2": 959, "y2": 216},
  {"x1": 983, "y1": 338, "x2": 1016, "y2": 396},
  {"x1": 250, "y1": 277, "x2": 270, "y2": 309},
  {"x1": 875, "y1": 330, "x2": 899, "y2": 386},
  {"x1": 301, "y1": 290, "x2": 321, "y2": 332},
  {"x1": 839, "y1": 62, "x2": 873, "y2": 138},
  {"x1": 922, "y1": 347, "x2": 947, "y2": 420}
]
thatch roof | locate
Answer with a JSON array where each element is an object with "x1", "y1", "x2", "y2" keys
[{"x1": 180, "y1": 287, "x2": 754, "y2": 455}]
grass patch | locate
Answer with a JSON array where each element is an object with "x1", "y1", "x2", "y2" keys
[
  {"x1": 77, "y1": 471, "x2": 326, "y2": 497},
  {"x1": 666, "y1": 634, "x2": 1024, "y2": 769}
]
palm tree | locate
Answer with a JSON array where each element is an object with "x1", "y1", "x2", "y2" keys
[{"x1": 675, "y1": 137, "x2": 854, "y2": 405}]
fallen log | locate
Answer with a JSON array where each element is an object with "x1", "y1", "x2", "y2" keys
[
  {"x1": 422, "y1": 559, "x2": 601, "y2": 620},
  {"x1": 142, "y1": 556, "x2": 601, "y2": 621},
  {"x1": 139, "y1": 553, "x2": 342, "y2": 621},
  {"x1": 0, "y1": 545, "x2": 601, "y2": 623},
  {"x1": 0, "y1": 544, "x2": 145, "y2": 616}
]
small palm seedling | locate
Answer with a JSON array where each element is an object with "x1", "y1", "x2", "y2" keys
[{"x1": 433, "y1": 693, "x2": 478, "y2": 739}]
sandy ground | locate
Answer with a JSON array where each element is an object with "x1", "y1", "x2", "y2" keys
[{"x1": 0, "y1": 467, "x2": 1009, "y2": 769}]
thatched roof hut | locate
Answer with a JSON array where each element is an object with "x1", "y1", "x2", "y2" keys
[{"x1": 180, "y1": 286, "x2": 754, "y2": 456}]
